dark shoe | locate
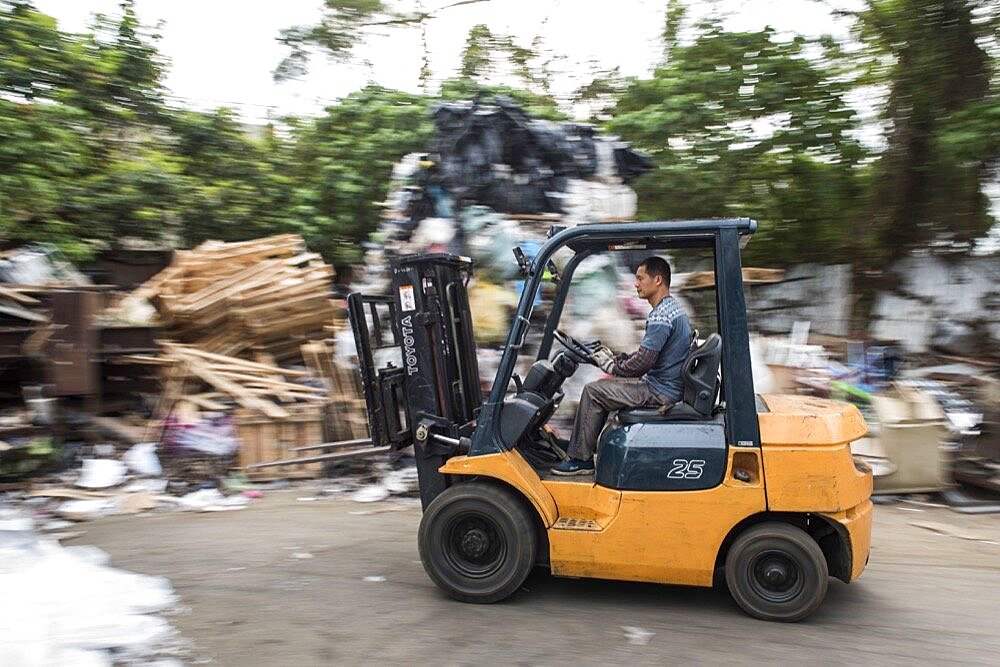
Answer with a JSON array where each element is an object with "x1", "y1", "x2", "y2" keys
[{"x1": 551, "y1": 458, "x2": 595, "y2": 476}]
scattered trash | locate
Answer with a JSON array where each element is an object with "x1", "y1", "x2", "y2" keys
[
  {"x1": 291, "y1": 552, "x2": 314, "y2": 560},
  {"x1": 363, "y1": 575, "x2": 386, "y2": 582},
  {"x1": 0, "y1": 527, "x2": 182, "y2": 665},
  {"x1": 621, "y1": 626, "x2": 655, "y2": 646},
  {"x1": 351, "y1": 485, "x2": 390, "y2": 503},
  {"x1": 75, "y1": 458, "x2": 127, "y2": 489},
  {"x1": 175, "y1": 488, "x2": 250, "y2": 512},
  {"x1": 92, "y1": 443, "x2": 117, "y2": 457},
  {"x1": 124, "y1": 442, "x2": 163, "y2": 477},
  {"x1": 56, "y1": 498, "x2": 119, "y2": 521},
  {"x1": 123, "y1": 478, "x2": 169, "y2": 494},
  {"x1": 940, "y1": 488, "x2": 1000, "y2": 515}
]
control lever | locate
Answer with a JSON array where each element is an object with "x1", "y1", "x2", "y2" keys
[
  {"x1": 545, "y1": 259, "x2": 560, "y2": 285},
  {"x1": 512, "y1": 372, "x2": 524, "y2": 392},
  {"x1": 512, "y1": 247, "x2": 531, "y2": 277}
]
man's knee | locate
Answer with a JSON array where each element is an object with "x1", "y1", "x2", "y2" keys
[{"x1": 583, "y1": 378, "x2": 626, "y2": 406}]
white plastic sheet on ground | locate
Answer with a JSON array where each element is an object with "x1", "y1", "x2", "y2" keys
[{"x1": 0, "y1": 521, "x2": 182, "y2": 666}]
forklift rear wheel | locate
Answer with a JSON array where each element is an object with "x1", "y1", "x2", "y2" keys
[
  {"x1": 725, "y1": 522, "x2": 829, "y2": 622},
  {"x1": 418, "y1": 482, "x2": 536, "y2": 604}
]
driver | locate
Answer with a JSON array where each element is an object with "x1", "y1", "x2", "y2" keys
[{"x1": 552, "y1": 256, "x2": 692, "y2": 476}]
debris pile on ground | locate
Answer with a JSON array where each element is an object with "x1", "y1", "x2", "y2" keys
[
  {"x1": 357, "y1": 96, "x2": 654, "y2": 349},
  {"x1": 0, "y1": 511, "x2": 184, "y2": 664},
  {"x1": 753, "y1": 321, "x2": 1000, "y2": 508},
  {"x1": 137, "y1": 342, "x2": 328, "y2": 420},
  {"x1": 94, "y1": 235, "x2": 372, "y2": 479},
  {"x1": 121, "y1": 234, "x2": 338, "y2": 361}
]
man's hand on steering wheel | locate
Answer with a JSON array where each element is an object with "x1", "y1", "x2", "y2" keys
[
  {"x1": 589, "y1": 344, "x2": 616, "y2": 374},
  {"x1": 554, "y1": 330, "x2": 616, "y2": 372}
]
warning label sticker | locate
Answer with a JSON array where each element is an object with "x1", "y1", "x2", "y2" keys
[{"x1": 399, "y1": 285, "x2": 416, "y2": 312}]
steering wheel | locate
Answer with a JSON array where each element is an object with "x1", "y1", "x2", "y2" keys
[{"x1": 553, "y1": 329, "x2": 598, "y2": 365}]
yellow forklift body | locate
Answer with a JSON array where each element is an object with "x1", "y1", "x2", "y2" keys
[
  {"x1": 440, "y1": 448, "x2": 768, "y2": 586},
  {"x1": 758, "y1": 394, "x2": 871, "y2": 513},
  {"x1": 820, "y1": 501, "x2": 873, "y2": 581},
  {"x1": 543, "y1": 448, "x2": 767, "y2": 586},
  {"x1": 439, "y1": 395, "x2": 873, "y2": 587},
  {"x1": 439, "y1": 451, "x2": 558, "y2": 525}
]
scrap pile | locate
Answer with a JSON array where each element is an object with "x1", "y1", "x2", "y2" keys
[
  {"x1": 360, "y1": 96, "x2": 655, "y2": 351},
  {"x1": 376, "y1": 96, "x2": 654, "y2": 265},
  {"x1": 132, "y1": 234, "x2": 338, "y2": 361},
  {"x1": 97, "y1": 234, "x2": 374, "y2": 479},
  {"x1": 140, "y1": 343, "x2": 328, "y2": 420}
]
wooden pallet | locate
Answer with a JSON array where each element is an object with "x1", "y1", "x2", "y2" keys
[
  {"x1": 234, "y1": 404, "x2": 327, "y2": 479},
  {"x1": 300, "y1": 340, "x2": 369, "y2": 440}
]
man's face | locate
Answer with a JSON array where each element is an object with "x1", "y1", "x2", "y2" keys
[{"x1": 634, "y1": 265, "x2": 660, "y2": 300}]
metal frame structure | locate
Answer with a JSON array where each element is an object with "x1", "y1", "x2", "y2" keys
[{"x1": 469, "y1": 218, "x2": 760, "y2": 456}]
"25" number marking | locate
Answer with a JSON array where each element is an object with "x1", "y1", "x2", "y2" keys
[{"x1": 667, "y1": 458, "x2": 705, "y2": 479}]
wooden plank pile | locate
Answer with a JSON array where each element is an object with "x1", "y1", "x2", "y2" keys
[
  {"x1": 133, "y1": 342, "x2": 328, "y2": 421},
  {"x1": 134, "y1": 235, "x2": 339, "y2": 360},
  {"x1": 107, "y1": 235, "x2": 377, "y2": 478},
  {"x1": 0, "y1": 285, "x2": 54, "y2": 361},
  {"x1": 681, "y1": 267, "x2": 785, "y2": 291}
]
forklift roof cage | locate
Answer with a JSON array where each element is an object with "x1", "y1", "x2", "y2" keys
[{"x1": 469, "y1": 218, "x2": 760, "y2": 456}]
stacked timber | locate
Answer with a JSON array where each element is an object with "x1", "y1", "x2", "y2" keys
[
  {"x1": 129, "y1": 342, "x2": 328, "y2": 420},
  {"x1": 300, "y1": 340, "x2": 370, "y2": 440},
  {"x1": 135, "y1": 235, "x2": 338, "y2": 360}
]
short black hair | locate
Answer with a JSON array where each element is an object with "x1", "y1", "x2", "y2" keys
[{"x1": 638, "y1": 256, "x2": 671, "y2": 287}]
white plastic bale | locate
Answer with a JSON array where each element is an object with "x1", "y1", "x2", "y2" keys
[{"x1": 0, "y1": 532, "x2": 180, "y2": 666}]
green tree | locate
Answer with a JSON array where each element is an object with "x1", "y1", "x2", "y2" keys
[
  {"x1": 0, "y1": 0, "x2": 175, "y2": 259},
  {"x1": 608, "y1": 23, "x2": 868, "y2": 265},
  {"x1": 288, "y1": 85, "x2": 434, "y2": 265},
  {"x1": 274, "y1": 0, "x2": 490, "y2": 82},
  {"x1": 457, "y1": 23, "x2": 552, "y2": 95},
  {"x1": 165, "y1": 109, "x2": 301, "y2": 246},
  {"x1": 851, "y1": 0, "x2": 998, "y2": 259}
]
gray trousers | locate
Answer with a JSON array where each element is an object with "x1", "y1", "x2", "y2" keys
[{"x1": 568, "y1": 378, "x2": 675, "y2": 461}]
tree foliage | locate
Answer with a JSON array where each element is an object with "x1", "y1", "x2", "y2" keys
[
  {"x1": 608, "y1": 23, "x2": 869, "y2": 264},
  {"x1": 1, "y1": 0, "x2": 997, "y2": 274},
  {"x1": 851, "y1": 0, "x2": 998, "y2": 259},
  {"x1": 274, "y1": 0, "x2": 491, "y2": 81},
  {"x1": 287, "y1": 85, "x2": 433, "y2": 264}
]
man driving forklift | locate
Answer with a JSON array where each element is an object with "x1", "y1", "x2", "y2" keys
[
  {"x1": 552, "y1": 256, "x2": 693, "y2": 476},
  {"x1": 348, "y1": 219, "x2": 873, "y2": 622}
]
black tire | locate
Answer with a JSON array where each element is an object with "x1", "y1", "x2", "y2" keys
[
  {"x1": 725, "y1": 522, "x2": 829, "y2": 622},
  {"x1": 418, "y1": 482, "x2": 536, "y2": 604}
]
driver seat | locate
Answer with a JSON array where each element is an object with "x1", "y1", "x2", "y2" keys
[{"x1": 618, "y1": 333, "x2": 723, "y2": 424}]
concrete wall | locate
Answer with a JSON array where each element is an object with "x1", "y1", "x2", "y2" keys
[
  {"x1": 746, "y1": 264, "x2": 853, "y2": 337},
  {"x1": 870, "y1": 256, "x2": 1000, "y2": 353},
  {"x1": 745, "y1": 257, "x2": 1000, "y2": 354}
]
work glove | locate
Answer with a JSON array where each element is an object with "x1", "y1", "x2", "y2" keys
[{"x1": 589, "y1": 344, "x2": 616, "y2": 374}]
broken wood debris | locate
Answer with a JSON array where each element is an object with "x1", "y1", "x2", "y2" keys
[
  {"x1": 125, "y1": 235, "x2": 339, "y2": 360},
  {"x1": 681, "y1": 267, "x2": 785, "y2": 291},
  {"x1": 149, "y1": 342, "x2": 326, "y2": 421}
]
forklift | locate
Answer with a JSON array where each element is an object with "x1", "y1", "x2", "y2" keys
[{"x1": 348, "y1": 218, "x2": 872, "y2": 622}]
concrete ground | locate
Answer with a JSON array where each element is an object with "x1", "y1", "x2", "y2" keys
[{"x1": 68, "y1": 492, "x2": 1000, "y2": 666}]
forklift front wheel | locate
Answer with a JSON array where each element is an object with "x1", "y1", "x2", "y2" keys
[
  {"x1": 418, "y1": 482, "x2": 536, "y2": 604},
  {"x1": 725, "y1": 522, "x2": 829, "y2": 622}
]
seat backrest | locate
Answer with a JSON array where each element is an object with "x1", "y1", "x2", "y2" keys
[{"x1": 682, "y1": 333, "x2": 722, "y2": 416}]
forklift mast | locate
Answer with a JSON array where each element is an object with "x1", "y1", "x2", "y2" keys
[{"x1": 348, "y1": 254, "x2": 480, "y2": 507}]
